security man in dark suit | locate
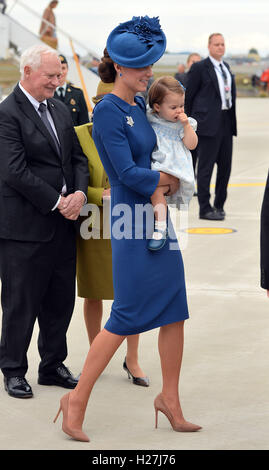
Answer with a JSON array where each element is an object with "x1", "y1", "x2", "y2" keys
[
  {"x1": 185, "y1": 33, "x2": 237, "y2": 220},
  {"x1": 261, "y1": 170, "x2": 269, "y2": 298},
  {"x1": 54, "y1": 54, "x2": 90, "y2": 127}
]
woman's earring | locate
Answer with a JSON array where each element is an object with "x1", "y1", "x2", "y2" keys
[{"x1": 119, "y1": 73, "x2": 122, "y2": 77}]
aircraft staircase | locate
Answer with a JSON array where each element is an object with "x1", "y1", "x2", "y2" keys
[{"x1": 0, "y1": 0, "x2": 100, "y2": 107}]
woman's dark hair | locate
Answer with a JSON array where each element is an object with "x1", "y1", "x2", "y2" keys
[{"x1": 98, "y1": 48, "x2": 116, "y2": 83}]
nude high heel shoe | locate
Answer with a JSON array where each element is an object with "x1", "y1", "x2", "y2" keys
[
  {"x1": 154, "y1": 393, "x2": 202, "y2": 432},
  {"x1": 54, "y1": 392, "x2": 90, "y2": 442}
]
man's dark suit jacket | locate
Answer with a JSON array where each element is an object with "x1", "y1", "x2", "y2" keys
[
  {"x1": 185, "y1": 57, "x2": 237, "y2": 137},
  {"x1": 53, "y1": 82, "x2": 89, "y2": 127},
  {"x1": 261, "y1": 171, "x2": 269, "y2": 290},
  {"x1": 0, "y1": 84, "x2": 89, "y2": 242}
]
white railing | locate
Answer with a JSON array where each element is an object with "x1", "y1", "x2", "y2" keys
[
  {"x1": 1, "y1": 1, "x2": 100, "y2": 106},
  {"x1": 8, "y1": 14, "x2": 44, "y2": 55},
  {"x1": 7, "y1": 0, "x2": 100, "y2": 62}
]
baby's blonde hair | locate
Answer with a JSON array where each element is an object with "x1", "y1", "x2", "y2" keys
[{"x1": 148, "y1": 76, "x2": 184, "y2": 111}]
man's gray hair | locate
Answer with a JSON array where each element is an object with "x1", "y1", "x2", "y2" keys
[{"x1": 20, "y1": 44, "x2": 59, "y2": 79}]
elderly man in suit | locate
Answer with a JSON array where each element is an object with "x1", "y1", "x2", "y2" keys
[
  {"x1": 0, "y1": 44, "x2": 89, "y2": 398},
  {"x1": 185, "y1": 33, "x2": 237, "y2": 220}
]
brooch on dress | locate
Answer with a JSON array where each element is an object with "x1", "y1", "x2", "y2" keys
[{"x1": 126, "y1": 116, "x2": 134, "y2": 127}]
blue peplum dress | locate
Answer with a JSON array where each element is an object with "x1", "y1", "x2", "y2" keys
[{"x1": 92, "y1": 94, "x2": 189, "y2": 335}]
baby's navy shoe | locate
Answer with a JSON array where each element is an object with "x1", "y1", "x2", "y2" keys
[{"x1": 147, "y1": 228, "x2": 168, "y2": 251}]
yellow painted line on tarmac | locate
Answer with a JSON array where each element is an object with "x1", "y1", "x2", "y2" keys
[
  {"x1": 210, "y1": 182, "x2": 266, "y2": 188},
  {"x1": 185, "y1": 227, "x2": 236, "y2": 235},
  {"x1": 228, "y1": 182, "x2": 266, "y2": 187}
]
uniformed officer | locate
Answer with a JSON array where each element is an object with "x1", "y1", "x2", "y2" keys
[{"x1": 54, "y1": 54, "x2": 90, "y2": 126}]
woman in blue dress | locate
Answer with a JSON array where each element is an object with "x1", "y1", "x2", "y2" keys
[{"x1": 54, "y1": 16, "x2": 201, "y2": 442}]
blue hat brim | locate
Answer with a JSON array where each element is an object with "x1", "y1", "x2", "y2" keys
[{"x1": 106, "y1": 18, "x2": 166, "y2": 68}]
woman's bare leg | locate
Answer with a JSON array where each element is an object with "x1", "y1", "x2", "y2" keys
[
  {"x1": 84, "y1": 299, "x2": 145, "y2": 377},
  {"x1": 126, "y1": 334, "x2": 146, "y2": 378},
  {"x1": 157, "y1": 321, "x2": 201, "y2": 430},
  {"x1": 158, "y1": 322, "x2": 184, "y2": 414},
  {"x1": 68, "y1": 329, "x2": 125, "y2": 430},
  {"x1": 84, "y1": 299, "x2": 102, "y2": 345}
]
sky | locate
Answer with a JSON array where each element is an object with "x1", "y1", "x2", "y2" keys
[{"x1": 7, "y1": 0, "x2": 269, "y2": 58}]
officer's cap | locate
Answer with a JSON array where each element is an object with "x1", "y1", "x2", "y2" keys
[{"x1": 59, "y1": 54, "x2": 68, "y2": 65}]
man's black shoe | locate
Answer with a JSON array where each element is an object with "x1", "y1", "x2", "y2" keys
[
  {"x1": 199, "y1": 210, "x2": 224, "y2": 221},
  {"x1": 4, "y1": 376, "x2": 33, "y2": 398},
  {"x1": 38, "y1": 364, "x2": 78, "y2": 389},
  {"x1": 214, "y1": 207, "x2": 226, "y2": 217}
]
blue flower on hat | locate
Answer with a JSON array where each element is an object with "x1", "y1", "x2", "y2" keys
[
  {"x1": 106, "y1": 15, "x2": 166, "y2": 68},
  {"x1": 119, "y1": 16, "x2": 163, "y2": 46}
]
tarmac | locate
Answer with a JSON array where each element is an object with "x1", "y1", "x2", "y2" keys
[{"x1": 0, "y1": 97, "x2": 268, "y2": 452}]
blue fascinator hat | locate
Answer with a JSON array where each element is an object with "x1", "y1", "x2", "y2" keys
[{"x1": 106, "y1": 16, "x2": 166, "y2": 68}]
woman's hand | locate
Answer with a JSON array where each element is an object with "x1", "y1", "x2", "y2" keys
[
  {"x1": 158, "y1": 172, "x2": 179, "y2": 196},
  {"x1": 163, "y1": 175, "x2": 180, "y2": 196},
  {"x1": 167, "y1": 177, "x2": 180, "y2": 195},
  {"x1": 267, "y1": 290, "x2": 269, "y2": 298}
]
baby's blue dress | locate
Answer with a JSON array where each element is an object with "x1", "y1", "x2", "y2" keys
[
  {"x1": 147, "y1": 110, "x2": 196, "y2": 207},
  {"x1": 93, "y1": 94, "x2": 189, "y2": 335}
]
